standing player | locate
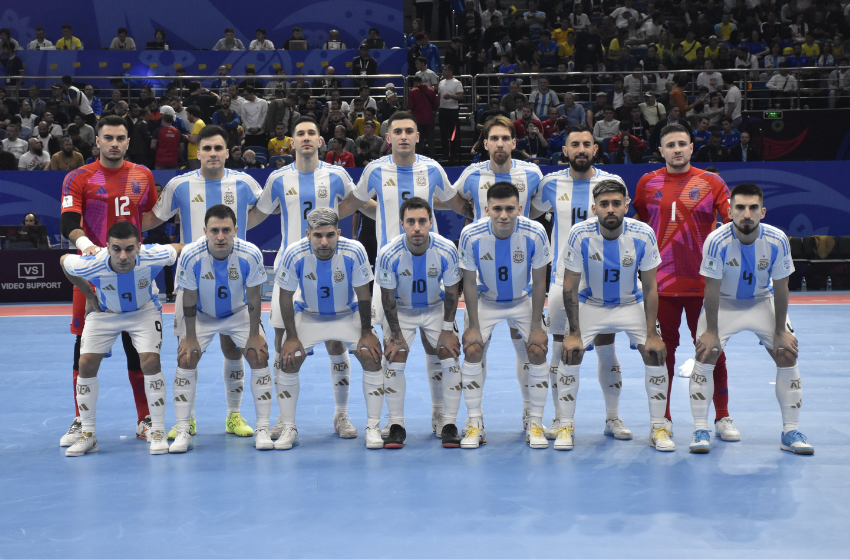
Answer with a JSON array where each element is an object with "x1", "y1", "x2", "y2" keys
[
  {"x1": 531, "y1": 124, "x2": 632, "y2": 441},
  {"x1": 560, "y1": 181, "x2": 671, "y2": 452},
  {"x1": 59, "y1": 114, "x2": 159, "y2": 447},
  {"x1": 376, "y1": 197, "x2": 462, "y2": 448},
  {"x1": 275, "y1": 208, "x2": 383, "y2": 450},
  {"x1": 689, "y1": 184, "x2": 812, "y2": 454},
  {"x1": 633, "y1": 123, "x2": 738, "y2": 441},
  {"x1": 453, "y1": 115, "x2": 544, "y2": 430},
  {"x1": 458, "y1": 182, "x2": 551, "y2": 449},
  {"x1": 60, "y1": 222, "x2": 181, "y2": 456},
  {"x1": 344, "y1": 110, "x2": 471, "y2": 435},
  {"x1": 169, "y1": 205, "x2": 270, "y2": 452},
  {"x1": 144, "y1": 125, "x2": 263, "y2": 439}
]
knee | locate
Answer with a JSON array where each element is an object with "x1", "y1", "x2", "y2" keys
[
  {"x1": 775, "y1": 349, "x2": 797, "y2": 368},
  {"x1": 139, "y1": 353, "x2": 161, "y2": 373},
  {"x1": 436, "y1": 347, "x2": 453, "y2": 361},
  {"x1": 526, "y1": 345, "x2": 546, "y2": 365},
  {"x1": 78, "y1": 354, "x2": 97, "y2": 375},
  {"x1": 178, "y1": 354, "x2": 199, "y2": 370},
  {"x1": 245, "y1": 353, "x2": 267, "y2": 370}
]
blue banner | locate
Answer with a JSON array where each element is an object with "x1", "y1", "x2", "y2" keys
[
  {"x1": 1, "y1": 0, "x2": 404, "y2": 51},
  {"x1": 2, "y1": 161, "x2": 848, "y2": 252}
]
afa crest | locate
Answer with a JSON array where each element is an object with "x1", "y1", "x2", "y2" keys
[
  {"x1": 131, "y1": 181, "x2": 141, "y2": 194},
  {"x1": 513, "y1": 250, "x2": 524, "y2": 263},
  {"x1": 229, "y1": 268, "x2": 240, "y2": 280},
  {"x1": 416, "y1": 174, "x2": 427, "y2": 187},
  {"x1": 223, "y1": 192, "x2": 236, "y2": 205},
  {"x1": 427, "y1": 266, "x2": 439, "y2": 278},
  {"x1": 758, "y1": 258, "x2": 769, "y2": 270},
  {"x1": 689, "y1": 188, "x2": 701, "y2": 201},
  {"x1": 515, "y1": 181, "x2": 526, "y2": 192},
  {"x1": 317, "y1": 187, "x2": 328, "y2": 198},
  {"x1": 333, "y1": 270, "x2": 345, "y2": 283},
  {"x1": 137, "y1": 278, "x2": 149, "y2": 289},
  {"x1": 622, "y1": 253, "x2": 634, "y2": 267}
]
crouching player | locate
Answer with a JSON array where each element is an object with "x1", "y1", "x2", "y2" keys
[
  {"x1": 169, "y1": 205, "x2": 270, "y2": 452},
  {"x1": 689, "y1": 183, "x2": 813, "y2": 455},
  {"x1": 60, "y1": 222, "x2": 182, "y2": 456},
  {"x1": 376, "y1": 197, "x2": 463, "y2": 448},
  {"x1": 275, "y1": 208, "x2": 383, "y2": 450}
]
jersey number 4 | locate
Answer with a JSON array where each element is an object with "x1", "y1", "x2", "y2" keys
[{"x1": 742, "y1": 270, "x2": 753, "y2": 285}]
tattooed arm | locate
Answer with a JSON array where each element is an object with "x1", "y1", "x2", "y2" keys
[
  {"x1": 561, "y1": 270, "x2": 585, "y2": 365},
  {"x1": 381, "y1": 286, "x2": 408, "y2": 362}
]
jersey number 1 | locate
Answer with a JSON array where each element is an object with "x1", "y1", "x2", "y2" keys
[{"x1": 114, "y1": 196, "x2": 130, "y2": 217}]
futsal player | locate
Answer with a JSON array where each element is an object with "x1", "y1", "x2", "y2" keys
[
  {"x1": 275, "y1": 208, "x2": 382, "y2": 449},
  {"x1": 59, "y1": 114, "x2": 159, "y2": 447},
  {"x1": 458, "y1": 182, "x2": 551, "y2": 449},
  {"x1": 633, "y1": 123, "x2": 739, "y2": 441},
  {"x1": 689, "y1": 183, "x2": 813, "y2": 455},
  {"x1": 344, "y1": 110, "x2": 471, "y2": 436},
  {"x1": 453, "y1": 115, "x2": 544, "y2": 432},
  {"x1": 531, "y1": 124, "x2": 633, "y2": 441},
  {"x1": 144, "y1": 125, "x2": 263, "y2": 439},
  {"x1": 375, "y1": 197, "x2": 463, "y2": 448},
  {"x1": 60, "y1": 222, "x2": 181, "y2": 456},
  {"x1": 560, "y1": 181, "x2": 672, "y2": 452},
  {"x1": 169, "y1": 205, "x2": 270, "y2": 452}
]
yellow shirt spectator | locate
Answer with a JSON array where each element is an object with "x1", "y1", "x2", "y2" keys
[
  {"x1": 607, "y1": 38, "x2": 621, "y2": 61},
  {"x1": 552, "y1": 28, "x2": 572, "y2": 45},
  {"x1": 352, "y1": 117, "x2": 380, "y2": 138},
  {"x1": 188, "y1": 119, "x2": 205, "y2": 161},
  {"x1": 801, "y1": 42, "x2": 821, "y2": 58},
  {"x1": 558, "y1": 41, "x2": 576, "y2": 58},
  {"x1": 716, "y1": 22, "x2": 735, "y2": 41},
  {"x1": 681, "y1": 40, "x2": 702, "y2": 61},
  {"x1": 56, "y1": 36, "x2": 84, "y2": 50},
  {"x1": 268, "y1": 136, "x2": 293, "y2": 155},
  {"x1": 704, "y1": 45, "x2": 719, "y2": 59}
]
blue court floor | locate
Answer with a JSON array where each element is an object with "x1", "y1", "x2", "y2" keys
[{"x1": 1, "y1": 303, "x2": 849, "y2": 559}]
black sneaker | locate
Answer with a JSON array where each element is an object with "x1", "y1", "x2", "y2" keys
[
  {"x1": 441, "y1": 423, "x2": 461, "y2": 448},
  {"x1": 165, "y1": 294, "x2": 176, "y2": 303},
  {"x1": 384, "y1": 424, "x2": 406, "y2": 449}
]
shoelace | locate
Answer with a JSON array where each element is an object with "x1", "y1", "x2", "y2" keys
[
  {"x1": 529, "y1": 422, "x2": 545, "y2": 439},
  {"x1": 151, "y1": 431, "x2": 165, "y2": 443},
  {"x1": 231, "y1": 414, "x2": 248, "y2": 428},
  {"x1": 787, "y1": 430, "x2": 808, "y2": 443},
  {"x1": 465, "y1": 424, "x2": 480, "y2": 439},
  {"x1": 608, "y1": 419, "x2": 625, "y2": 429},
  {"x1": 652, "y1": 427, "x2": 672, "y2": 441},
  {"x1": 694, "y1": 429, "x2": 711, "y2": 441},
  {"x1": 556, "y1": 425, "x2": 574, "y2": 439}
]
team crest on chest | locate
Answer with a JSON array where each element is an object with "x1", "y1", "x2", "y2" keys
[
  {"x1": 137, "y1": 277, "x2": 149, "y2": 289},
  {"x1": 131, "y1": 181, "x2": 141, "y2": 194},
  {"x1": 622, "y1": 252, "x2": 635, "y2": 267},
  {"x1": 317, "y1": 187, "x2": 328, "y2": 198},
  {"x1": 513, "y1": 250, "x2": 525, "y2": 264},
  {"x1": 333, "y1": 270, "x2": 345, "y2": 283},
  {"x1": 229, "y1": 267, "x2": 240, "y2": 280},
  {"x1": 223, "y1": 191, "x2": 236, "y2": 205},
  {"x1": 427, "y1": 266, "x2": 439, "y2": 278},
  {"x1": 515, "y1": 180, "x2": 526, "y2": 193},
  {"x1": 758, "y1": 258, "x2": 769, "y2": 270},
  {"x1": 416, "y1": 173, "x2": 427, "y2": 187},
  {"x1": 688, "y1": 188, "x2": 701, "y2": 201}
]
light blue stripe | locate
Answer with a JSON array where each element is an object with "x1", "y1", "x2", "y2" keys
[
  {"x1": 117, "y1": 270, "x2": 137, "y2": 312},
  {"x1": 298, "y1": 172, "x2": 317, "y2": 240},
  {"x1": 411, "y1": 252, "x2": 429, "y2": 308},
  {"x1": 316, "y1": 258, "x2": 335, "y2": 315},
  {"x1": 495, "y1": 236, "x2": 512, "y2": 302},
  {"x1": 602, "y1": 238, "x2": 620, "y2": 306},
  {"x1": 737, "y1": 243, "x2": 757, "y2": 300},
  {"x1": 213, "y1": 258, "x2": 230, "y2": 318}
]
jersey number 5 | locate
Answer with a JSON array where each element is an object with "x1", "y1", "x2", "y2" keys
[{"x1": 114, "y1": 196, "x2": 130, "y2": 217}]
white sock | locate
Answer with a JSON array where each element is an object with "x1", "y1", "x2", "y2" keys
[
  {"x1": 426, "y1": 354, "x2": 444, "y2": 411},
  {"x1": 329, "y1": 353, "x2": 351, "y2": 415},
  {"x1": 76, "y1": 376, "x2": 98, "y2": 434},
  {"x1": 461, "y1": 361, "x2": 484, "y2": 418},
  {"x1": 362, "y1": 369, "x2": 384, "y2": 428},
  {"x1": 689, "y1": 361, "x2": 715, "y2": 431},
  {"x1": 776, "y1": 365, "x2": 802, "y2": 433},
  {"x1": 276, "y1": 372, "x2": 299, "y2": 429},
  {"x1": 440, "y1": 358, "x2": 462, "y2": 426},
  {"x1": 143, "y1": 372, "x2": 167, "y2": 432},
  {"x1": 526, "y1": 362, "x2": 549, "y2": 424},
  {"x1": 222, "y1": 358, "x2": 245, "y2": 414},
  {"x1": 596, "y1": 344, "x2": 622, "y2": 420},
  {"x1": 645, "y1": 365, "x2": 669, "y2": 425},
  {"x1": 549, "y1": 350, "x2": 561, "y2": 418},
  {"x1": 511, "y1": 337, "x2": 530, "y2": 408},
  {"x1": 272, "y1": 351, "x2": 282, "y2": 420},
  {"x1": 174, "y1": 367, "x2": 196, "y2": 432},
  {"x1": 250, "y1": 367, "x2": 273, "y2": 431},
  {"x1": 384, "y1": 362, "x2": 407, "y2": 425},
  {"x1": 556, "y1": 363, "x2": 580, "y2": 421}
]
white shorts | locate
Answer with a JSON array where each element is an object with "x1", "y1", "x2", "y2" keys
[
  {"x1": 546, "y1": 283, "x2": 570, "y2": 337},
  {"x1": 182, "y1": 307, "x2": 265, "y2": 353},
  {"x1": 296, "y1": 311, "x2": 376, "y2": 354},
  {"x1": 578, "y1": 301, "x2": 648, "y2": 349},
  {"x1": 382, "y1": 302, "x2": 452, "y2": 349},
  {"x1": 464, "y1": 296, "x2": 534, "y2": 345},
  {"x1": 696, "y1": 297, "x2": 793, "y2": 350},
  {"x1": 269, "y1": 285, "x2": 289, "y2": 330},
  {"x1": 80, "y1": 304, "x2": 164, "y2": 355},
  {"x1": 173, "y1": 287, "x2": 185, "y2": 337}
]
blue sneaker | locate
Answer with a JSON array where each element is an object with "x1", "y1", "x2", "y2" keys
[
  {"x1": 780, "y1": 430, "x2": 814, "y2": 455},
  {"x1": 689, "y1": 430, "x2": 711, "y2": 453}
]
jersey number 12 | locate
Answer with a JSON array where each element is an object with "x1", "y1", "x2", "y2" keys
[{"x1": 114, "y1": 196, "x2": 130, "y2": 217}]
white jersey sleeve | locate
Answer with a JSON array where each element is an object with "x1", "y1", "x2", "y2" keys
[
  {"x1": 62, "y1": 251, "x2": 108, "y2": 279},
  {"x1": 529, "y1": 223, "x2": 552, "y2": 269},
  {"x1": 276, "y1": 241, "x2": 306, "y2": 291},
  {"x1": 432, "y1": 161, "x2": 456, "y2": 202},
  {"x1": 152, "y1": 176, "x2": 181, "y2": 221},
  {"x1": 638, "y1": 229, "x2": 662, "y2": 271},
  {"x1": 255, "y1": 173, "x2": 281, "y2": 215},
  {"x1": 375, "y1": 244, "x2": 399, "y2": 290}
]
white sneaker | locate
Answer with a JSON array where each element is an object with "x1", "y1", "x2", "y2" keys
[
  {"x1": 522, "y1": 408, "x2": 530, "y2": 431},
  {"x1": 365, "y1": 426, "x2": 384, "y2": 449},
  {"x1": 553, "y1": 423, "x2": 575, "y2": 451},
  {"x1": 274, "y1": 427, "x2": 299, "y2": 450},
  {"x1": 432, "y1": 409, "x2": 445, "y2": 438},
  {"x1": 254, "y1": 427, "x2": 274, "y2": 450},
  {"x1": 380, "y1": 418, "x2": 391, "y2": 439},
  {"x1": 149, "y1": 430, "x2": 169, "y2": 455},
  {"x1": 169, "y1": 431, "x2": 194, "y2": 453},
  {"x1": 66, "y1": 432, "x2": 98, "y2": 457},
  {"x1": 60, "y1": 417, "x2": 82, "y2": 447},
  {"x1": 526, "y1": 421, "x2": 548, "y2": 449},
  {"x1": 270, "y1": 416, "x2": 284, "y2": 439},
  {"x1": 460, "y1": 417, "x2": 486, "y2": 449},
  {"x1": 544, "y1": 418, "x2": 565, "y2": 440},
  {"x1": 649, "y1": 423, "x2": 676, "y2": 452},
  {"x1": 461, "y1": 415, "x2": 485, "y2": 437},
  {"x1": 334, "y1": 413, "x2": 358, "y2": 438},
  {"x1": 604, "y1": 418, "x2": 634, "y2": 440},
  {"x1": 715, "y1": 417, "x2": 741, "y2": 441}
]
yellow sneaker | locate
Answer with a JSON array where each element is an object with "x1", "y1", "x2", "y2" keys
[
  {"x1": 226, "y1": 412, "x2": 254, "y2": 437},
  {"x1": 167, "y1": 417, "x2": 196, "y2": 440}
]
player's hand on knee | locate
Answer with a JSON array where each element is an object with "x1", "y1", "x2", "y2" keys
[
  {"x1": 383, "y1": 333, "x2": 409, "y2": 362},
  {"x1": 462, "y1": 327, "x2": 484, "y2": 353},
  {"x1": 436, "y1": 330, "x2": 461, "y2": 359},
  {"x1": 281, "y1": 338, "x2": 306, "y2": 369},
  {"x1": 774, "y1": 331, "x2": 799, "y2": 358},
  {"x1": 561, "y1": 333, "x2": 584, "y2": 365},
  {"x1": 644, "y1": 334, "x2": 667, "y2": 366},
  {"x1": 178, "y1": 337, "x2": 202, "y2": 368},
  {"x1": 356, "y1": 331, "x2": 383, "y2": 364},
  {"x1": 695, "y1": 331, "x2": 721, "y2": 363},
  {"x1": 527, "y1": 328, "x2": 548, "y2": 355},
  {"x1": 244, "y1": 334, "x2": 270, "y2": 364}
]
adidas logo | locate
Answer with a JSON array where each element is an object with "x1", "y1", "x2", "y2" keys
[
  {"x1": 558, "y1": 192, "x2": 570, "y2": 201},
  {"x1": 278, "y1": 390, "x2": 293, "y2": 399},
  {"x1": 431, "y1": 373, "x2": 442, "y2": 381},
  {"x1": 650, "y1": 393, "x2": 667, "y2": 401},
  {"x1": 463, "y1": 381, "x2": 481, "y2": 390},
  {"x1": 449, "y1": 382, "x2": 463, "y2": 392},
  {"x1": 590, "y1": 253, "x2": 602, "y2": 261},
  {"x1": 369, "y1": 388, "x2": 385, "y2": 396},
  {"x1": 151, "y1": 398, "x2": 165, "y2": 407},
  {"x1": 229, "y1": 386, "x2": 244, "y2": 393},
  {"x1": 383, "y1": 178, "x2": 396, "y2": 187},
  {"x1": 609, "y1": 381, "x2": 622, "y2": 389},
  {"x1": 530, "y1": 380, "x2": 549, "y2": 389},
  {"x1": 384, "y1": 387, "x2": 397, "y2": 394},
  {"x1": 192, "y1": 194, "x2": 204, "y2": 203},
  {"x1": 481, "y1": 253, "x2": 493, "y2": 261},
  {"x1": 791, "y1": 400, "x2": 802, "y2": 408},
  {"x1": 480, "y1": 181, "x2": 491, "y2": 190},
  {"x1": 725, "y1": 258, "x2": 740, "y2": 266},
  {"x1": 611, "y1": 366, "x2": 621, "y2": 373},
  {"x1": 691, "y1": 392, "x2": 707, "y2": 401},
  {"x1": 305, "y1": 272, "x2": 317, "y2": 280},
  {"x1": 175, "y1": 394, "x2": 189, "y2": 402},
  {"x1": 96, "y1": 186, "x2": 107, "y2": 195},
  {"x1": 258, "y1": 392, "x2": 273, "y2": 401},
  {"x1": 652, "y1": 190, "x2": 663, "y2": 199},
  {"x1": 335, "y1": 378, "x2": 350, "y2": 386},
  {"x1": 400, "y1": 269, "x2": 412, "y2": 276},
  {"x1": 286, "y1": 188, "x2": 298, "y2": 195},
  {"x1": 560, "y1": 394, "x2": 575, "y2": 402},
  {"x1": 202, "y1": 272, "x2": 215, "y2": 280},
  {"x1": 79, "y1": 403, "x2": 89, "y2": 411},
  {"x1": 102, "y1": 284, "x2": 116, "y2": 290}
]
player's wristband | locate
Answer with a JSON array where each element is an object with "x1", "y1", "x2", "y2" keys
[
  {"x1": 75, "y1": 235, "x2": 95, "y2": 251},
  {"x1": 442, "y1": 321, "x2": 454, "y2": 332}
]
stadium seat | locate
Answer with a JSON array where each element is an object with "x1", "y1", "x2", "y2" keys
[
  {"x1": 531, "y1": 157, "x2": 550, "y2": 165},
  {"x1": 268, "y1": 155, "x2": 283, "y2": 167},
  {"x1": 254, "y1": 155, "x2": 267, "y2": 165}
]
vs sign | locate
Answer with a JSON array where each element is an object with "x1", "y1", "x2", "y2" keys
[{"x1": 18, "y1": 263, "x2": 45, "y2": 280}]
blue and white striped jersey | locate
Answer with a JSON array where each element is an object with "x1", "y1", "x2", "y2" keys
[
  {"x1": 454, "y1": 160, "x2": 544, "y2": 221},
  {"x1": 700, "y1": 222, "x2": 794, "y2": 299},
  {"x1": 63, "y1": 245, "x2": 177, "y2": 313},
  {"x1": 564, "y1": 217, "x2": 662, "y2": 307},
  {"x1": 256, "y1": 161, "x2": 355, "y2": 268},
  {"x1": 153, "y1": 169, "x2": 263, "y2": 243},
  {"x1": 459, "y1": 216, "x2": 551, "y2": 303},
  {"x1": 532, "y1": 167, "x2": 626, "y2": 285},
  {"x1": 276, "y1": 237, "x2": 373, "y2": 316},
  {"x1": 353, "y1": 155, "x2": 455, "y2": 247},
  {"x1": 176, "y1": 238, "x2": 267, "y2": 319},
  {"x1": 375, "y1": 233, "x2": 461, "y2": 309},
  {"x1": 528, "y1": 90, "x2": 560, "y2": 117}
]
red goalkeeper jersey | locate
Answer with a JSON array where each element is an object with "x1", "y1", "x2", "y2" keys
[
  {"x1": 60, "y1": 160, "x2": 157, "y2": 247},
  {"x1": 633, "y1": 166, "x2": 731, "y2": 297}
]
